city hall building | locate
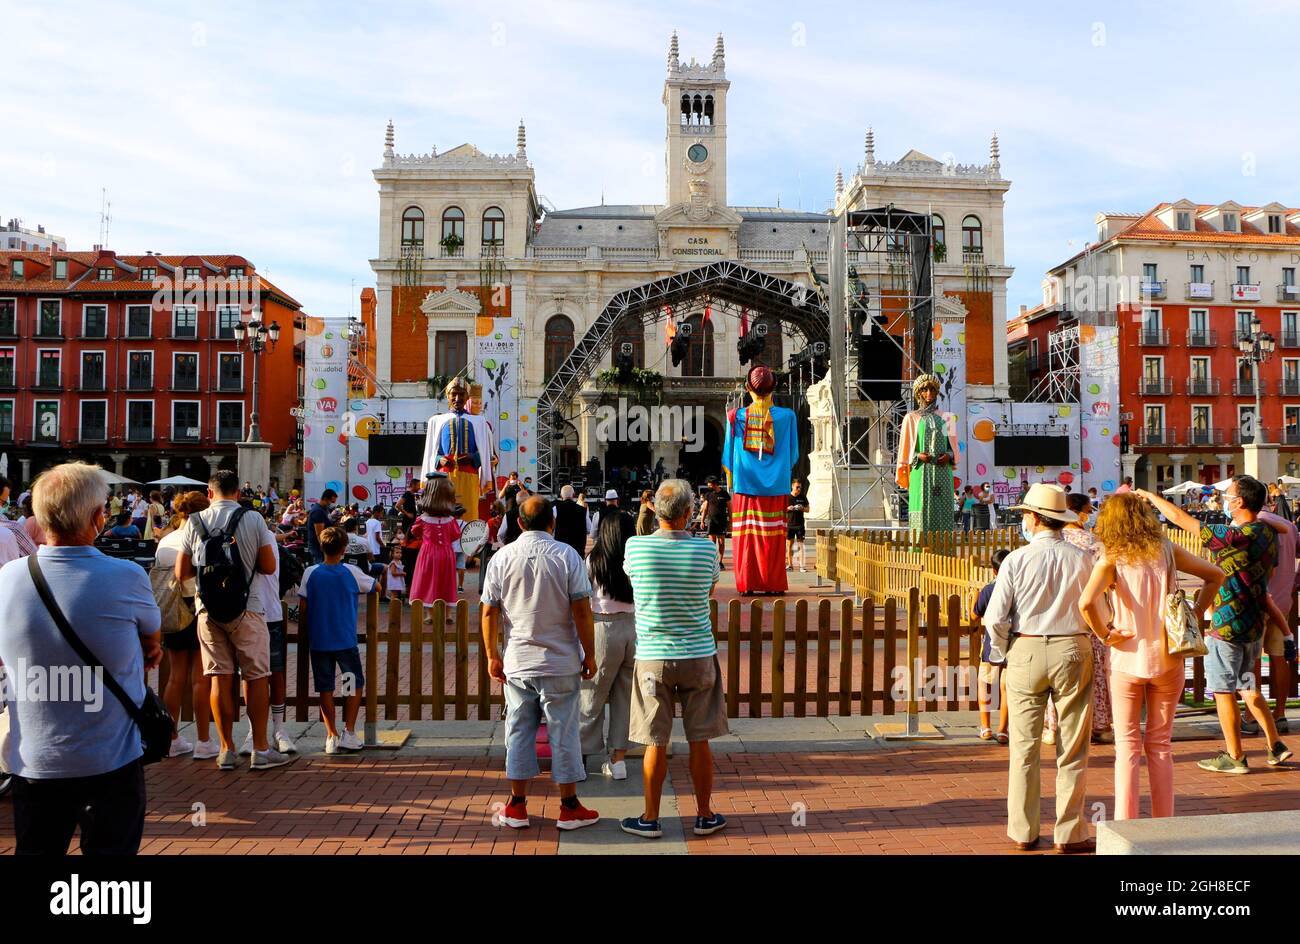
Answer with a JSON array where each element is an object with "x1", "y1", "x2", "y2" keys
[{"x1": 367, "y1": 32, "x2": 1012, "y2": 492}]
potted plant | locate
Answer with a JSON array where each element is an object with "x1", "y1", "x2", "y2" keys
[
  {"x1": 932, "y1": 241, "x2": 947, "y2": 263},
  {"x1": 594, "y1": 366, "x2": 663, "y2": 406},
  {"x1": 440, "y1": 233, "x2": 464, "y2": 256}
]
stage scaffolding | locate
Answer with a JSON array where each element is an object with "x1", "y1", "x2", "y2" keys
[
  {"x1": 828, "y1": 206, "x2": 936, "y2": 528},
  {"x1": 1027, "y1": 323, "x2": 1080, "y2": 404}
]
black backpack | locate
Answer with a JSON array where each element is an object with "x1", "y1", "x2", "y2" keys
[
  {"x1": 278, "y1": 543, "x2": 305, "y2": 600},
  {"x1": 193, "y1": 506, "x2": 253, "y2": 623}
]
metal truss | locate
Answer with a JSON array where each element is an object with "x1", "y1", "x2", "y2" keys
[
  {"x1": 536, "y1": 260, "x2": 830, "y2": 495},
  {"x1": 829, "y1": 206, "x2": 936, "y2": 528},
  {"x1": 1027, "y1": 323, "x2": 1080, "y2": 403}
]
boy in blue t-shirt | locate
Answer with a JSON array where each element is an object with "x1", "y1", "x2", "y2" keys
[{"x1": 299, "y1": 526, "x2": 376, "y2": 754}]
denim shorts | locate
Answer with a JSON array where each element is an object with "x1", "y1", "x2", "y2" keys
[
  {"x1": 310, "y1": 647, "x2": 365, "y2": 694},
  {"x1": 1205, "y1": 636, "x2": 1263, "y2": 694},
  {"x1": 267, "y1": 619, "x2": 287, "y2": 674}
]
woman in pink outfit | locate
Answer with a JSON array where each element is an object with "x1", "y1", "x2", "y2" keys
[
  {"x1": 407, "y1": 478, "x2": 461, "y2": 606},
  {"x1": 1079, "y1": 493, "x2": 1223, "y2": 820}
]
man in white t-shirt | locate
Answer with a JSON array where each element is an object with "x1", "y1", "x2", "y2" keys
[{"x1": 364, "y1": 507, "x2": 385, "y2": 557}]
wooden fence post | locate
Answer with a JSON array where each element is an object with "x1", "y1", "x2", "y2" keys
[
  {"x1": 385, "y1": 595, "x2": 402, "y2": 720},
  {"x1": 410, "y1": 600, "x2": 424, "y2": 721},
  {"x1": 794, "y1": 599, "x2": 808, "y2": 718},
  {"x1": 748, "y1": 600, "x2": 763, "y2": 718},
  {"x1": 726, "y1": 600, "x2": 741, "y2": 718},
  {"x1": 816, "y1": 599, "x2": 831, "y2": 716},
  {"x1": 771, "y1": 601, "x2": 786, "y2": 718},
  {"x1": 364, "y1": 592, "x2": 379, "y2": 745},
  {"x1": 838, "y1": 598, "x2": 853, "y2": 716}
]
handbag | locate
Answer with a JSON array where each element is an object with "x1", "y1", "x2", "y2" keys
[
  {"x1": 1162, "y1": 540, "x2": 1208, "y2": 658},
  {"x1": 27, "y1": 555, "x2": 174, "y2": 765},
  {"x1": 150, "y1": 562, "x2": 195, "y2": 634}
]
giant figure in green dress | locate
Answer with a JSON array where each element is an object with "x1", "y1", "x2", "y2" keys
[{"x1": 894, "y1": 373, "x2": 959, "y2": 534}]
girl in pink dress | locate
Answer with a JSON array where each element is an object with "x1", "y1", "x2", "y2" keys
[{"x1": 408, "y1": 478, "x2": 461, "y2": 606}]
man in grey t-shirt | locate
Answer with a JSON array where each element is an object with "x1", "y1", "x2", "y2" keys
[
  {"x1": 176, "y1": 470, "x2": 290, "y2": 772},
  {"x1": 481, "y1": 496, "x2": 598, "y2": 831}
]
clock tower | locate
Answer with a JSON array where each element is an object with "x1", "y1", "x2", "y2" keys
[{"x1": 663, "y1": 31, "x2": 729, "y2": 208}]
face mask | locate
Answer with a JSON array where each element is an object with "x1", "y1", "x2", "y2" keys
[{"x1": 1021, "y1": 516, "x2": 1034, "y2": 542}]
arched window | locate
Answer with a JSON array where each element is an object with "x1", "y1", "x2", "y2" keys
[
  {"x1": 401, "y1": 207, "x2": 424, "y2": 247},
  {"x1": 961, "y1": 215, "x2": 983, "y2": 255},
  {"x1": 752, "y1": 317, "x2": 783, "y2": 369},
  {"x1": 703, "y1": 95, "x2": 714, "y2": 125},
  {"x1": 441, "y1": 206, "x2": 465, "y2": 254},
  {"x1": 680, "y1": 94, "x2": 691, "y2": 126},
  {"x1": 683, "y1": 314, "x2": 714, "y2": 377},
  {"x1": 931, "y1": 214, "x2": 945, "y2": 249},
  {"x1": 613, "y1": 319, "x2": 645, "y2": 369},
  {"x1": 482, "y1": 207, "x2": 505, "y2": 248},
  {"x1": 692, "y1": 94, "x2": 703, "y2": 124},
  {"x1": 544, "y1": 314, "x2": 575, "y2": 382}
]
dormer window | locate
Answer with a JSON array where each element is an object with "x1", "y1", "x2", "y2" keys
[
  {"x1": 1223, "y1": 213, "x2": 1238, "y2": 232},
  {"x1": 1176, "y1": 211, "x2": 1192, "y2": 231},
  {"x1": 1269, "y1": 214, "x2": 1284, "y2": 234},
  {"x1": 54, "y1": 259, "x2": 67, "y2": 280},
  {"x1": 139, "y1": 266, "x2": 156, "y2": 281},
  {"x1": 98, "y1": 267, "x2": 113, "y2": 281},
  {"x1": 183, "y1": 266, "x2": 201, "y2": 282},
  {"x1": 11, "y1": 260, "x2": 23, "y2": 279},
  {"x1": 229, "y1": 266, "x2": 246, "y2": 279}
]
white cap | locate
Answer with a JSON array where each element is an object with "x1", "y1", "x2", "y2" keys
[{"x1": 605, "y1": 489, "x2": 619, "y2": 500}]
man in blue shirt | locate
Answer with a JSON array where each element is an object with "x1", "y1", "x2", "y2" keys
[
  {"x1": 0, "y1": 462, "x2": 161, "y2": 854},
  {"x1": 307, "y1": 488, "x2": 337, "y2": 564}
]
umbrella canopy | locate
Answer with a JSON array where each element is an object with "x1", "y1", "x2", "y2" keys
[
  {"x1": 98, "y1": 470, "x2": 139, "y2": 486},
  {"x1": 1161, "y1": 481, "x2": 1204, "y2": 496},
  {"x1": 1212, "y1": 477, "x2": 1235, "y2": 492},
  {"x1": 1278, "y1": 475, "x2": 1300, "y2": 486},
  {"x1": 148, "y1": 475, "x2": 208, "y2": 487}
]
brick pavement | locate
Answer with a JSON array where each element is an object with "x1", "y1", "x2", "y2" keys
[{"x1": 2, "y1": 737, "x2": 1296, "y2": 855}]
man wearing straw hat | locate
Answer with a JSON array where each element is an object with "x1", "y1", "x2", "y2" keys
[{"x1": 981, "y1": 483, "x2": 1097, "y2": 853}]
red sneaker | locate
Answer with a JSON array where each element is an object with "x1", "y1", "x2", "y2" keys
[
  {"x1": 499, "y1": 799, "x2": 529, "y2": 829},
  {"x1": 556, "y1": 801, "x2": 600, "y2": 831}
]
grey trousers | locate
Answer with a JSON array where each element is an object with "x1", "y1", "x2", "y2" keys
[
  {"x1": 579, "y1": 611, "x2": 637, "y2": 756},
  {"x1": 1005, "y1": 634, "x2": 1094, "y2": 845}
]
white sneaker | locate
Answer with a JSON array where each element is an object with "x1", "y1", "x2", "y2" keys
[
  {"x1": 250, "y1": 747, "x2": 294, "y2": 771},
  {"x1": 239, "y1": 730, "x2": 254, "y2": 756},
  {"x1": 193, "y1": 738, "x2": 220, "y2": 760},
  {"x1": 274, "y1": 729, "x2": 298, "y2": 754},
  {"x1": 1042, "y1": 729, "x2": 1057, "y2": 746},
  {"x1": 325, "y1": 734, "x2": 341, "y2": 755},
  {"x1": 602, "y1": 760, "x2": 628, "y2": 781},
  {"x1": 339, "y1": 729, "x2": 364, "y2": 751},
  {"x1": 169, "y1": 735, "x2": 194, "y2": 758},
  {"x1": 799, "y1": 567, "x2": 808, "y2": 573}
]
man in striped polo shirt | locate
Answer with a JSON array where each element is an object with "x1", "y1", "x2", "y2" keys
[{"x1": 620, "y1": 478, "x2": 729, "y2": 839}]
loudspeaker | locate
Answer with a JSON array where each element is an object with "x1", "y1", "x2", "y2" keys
[{"x1": 855, "y1": 333, "x2": 903, "y2": 400}]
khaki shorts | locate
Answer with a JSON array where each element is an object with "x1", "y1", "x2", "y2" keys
[
  {"x1": 198, "y1": 611, "x2": 271, "y2": 680},
  {"x1": 1264, "y1": 619, "x2": 1292, "y2": 658},
  {"x1": 629, "y1": 656, "x2": 729, "y2": 746}
]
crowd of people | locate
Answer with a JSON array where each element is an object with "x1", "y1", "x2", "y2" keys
[{"x1": 981, "y1": 474, "x2": 1295, "y2": 851}]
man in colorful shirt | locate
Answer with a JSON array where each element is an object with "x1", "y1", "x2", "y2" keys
[{"x1": 1139, "y1": 475, "x2": 1292, "y2": 773}]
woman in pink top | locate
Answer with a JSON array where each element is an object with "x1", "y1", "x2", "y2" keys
[
  {"x1": 1079, "y1": 493, "x2": 1223, "y2": 820},
  {"x1": 407, "y1": 477, "x2": 460, "y2": 607}
]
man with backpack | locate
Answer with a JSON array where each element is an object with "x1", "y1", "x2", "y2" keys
[{"x1": 175, "y1": 470, "x2": 292, "y2": 771}]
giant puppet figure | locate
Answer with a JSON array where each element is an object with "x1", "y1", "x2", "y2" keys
[
  {"x1": 722, "y1": 365, "x2": 799, "y2": 595},
  {"x1": 895, "y1": 373, "x2": 959, "y2": 534},
  {"x1": 420, "y1": 377, "x2": 496, "y2": 523}
]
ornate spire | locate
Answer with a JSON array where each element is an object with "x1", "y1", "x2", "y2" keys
[
  {"x1": 712, "y1": 32, "x2": 725, "y2": 69},
  {"x1": 384, "y1": 119, "x2": 394, "y2": 158},
  {"x1": 864, "y1": 127, "x2": 875, "y2": 167},
  {"x1": 989, "y1": 131, "x2": 1001, "y2": 172},
  {"x1": 516, "y1": 119, "x2": 527, "y2": 159},
  {"x1": 835, "y1": 167, "x2": 843, "y2": 196},
  {"x1": 668, "y1": 30, "x2": 679, "y2": 70}
]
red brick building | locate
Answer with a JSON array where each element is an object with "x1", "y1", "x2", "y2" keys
[
  {"x1": 1034, "y1": 200, "x2": 1300, "y2": 489},
  {"x1": 0, "y1": 247, "x2": 304, "y2": 487}
]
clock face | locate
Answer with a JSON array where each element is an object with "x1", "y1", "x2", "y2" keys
[{"x1": 687, "y1": 143, "x2": 709, "y2": 164}]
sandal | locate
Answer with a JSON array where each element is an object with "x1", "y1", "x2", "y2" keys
[
  {"x1": 979, "y1": 727, "x2": 994, "y2": 741},
  {"x1": 996, "y1": 732, "x2": 1009, "y2": 745}
]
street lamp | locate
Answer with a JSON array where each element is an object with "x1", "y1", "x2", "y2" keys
[
  {"x1": 1236, "y1": 316, "x2": 1275, "y2": 445},
  {"x1": 233, "y1": 311, "x2": 281, "y2": 443}
]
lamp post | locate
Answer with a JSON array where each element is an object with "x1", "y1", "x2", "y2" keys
[
  {"x1": 233, "y1": 312, "x2": 281, "y2": 443},
  {"x1": 1236, "y1": 316, "x2": 1275, "y2": 444}
]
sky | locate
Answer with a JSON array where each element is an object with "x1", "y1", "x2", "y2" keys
[{"x1": 3, "y1": 0, "x2": 1299, "y2": 320}]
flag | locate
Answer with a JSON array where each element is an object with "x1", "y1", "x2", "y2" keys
[
  {"x1": 665, "y1": 305, "x2": 676, "y2": 344},
  {"x1": 740, "y1": 307, "x2": 749, "y2": 337},
  {"x1": 703, "y1": 305, "x2": 712, "y2": 326}
]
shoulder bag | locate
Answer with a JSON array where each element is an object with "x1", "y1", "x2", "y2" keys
[{"x1": 1162, "y1": 540, "x2": 1208, "y2": 657}]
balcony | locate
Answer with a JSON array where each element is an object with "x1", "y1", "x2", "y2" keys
[
  {"x1": 125, "y1": 427, "x2": 155, "y2": 443},
  {"x1": 1234, "y1": 379, "x2": 1266, "y2": 396},
  {"x1": 1278, "y1": 284, "x2": 1300, "y2": 303},
  {"x1": 171, "y1": 427, "x2": 201, "y2": 444},
  {"x1": 1231, "y1": 282, "x2": 1262, "y2": 302},
  {"x1": 80, "y1": 427, "x2": 108, "y2": 444},
  {"x1": 1138, "y1": 427, "x2": 1176, "y2": 447},
  {"x1": 1233, "y1": 427, "x2": 1275, "y2": 445},
  {"x1": 1186, "y1": 427, "x2": 1225, "y2": 447},
  {"x1": 1139, "y1": 328, "x2": 1169, "y2": 346},
  {"x1": 1140, "y1": 378, "x2": 1173, "y2": 395},
  {"x1": 1185, "y1": 281, "x2": 1215, "y2": 301},
  {"x1": 0, "y1": 321, "x2": 16, "y2": 339},
  {"x1": 32, "y1": 373, "x2": 63, "y2": 392},
  {"x1": 1284, "y1": 428, "x2": 1300, "y2": 446},
  {"x1": 0, "y1": 370, "x2": 16, "y2": 392},
  {"x1": 216, "y1": 382, "x2": 245, "y2": 394},
  {"x1": 961, "y1": 249, "x2": 985, "y2": 265},
  {"x1": 78, "y1": 378, "x2": 106, "y2": 392},
  {"x1": 1186, "y1": 329, "x2": 1218, "y2": 347},
  {"x1": 440, "y1": 245, "x2": 465, "y2": 259},
  {"x1": 1185, "y1": 378, "x2": 1221, "y2": 396},
  {"x1": 1026, "y1": 355, "x2": 1040, "y2": 372},
  {"x1": 1282, "y1": 332, "x2": 1300, "y2": 349},
  {"x1": 216, "y1": 427, "x2": 243, "y2": 443},
  {"x1": 1140, "y1": 280, "x2": 1167, "y2": 299},
  {"x1": 171, "y1": 382, "x2": 200, "y2": 393},
  {"x1": 125, "y1": 379, "x2": 154, "y2": 393}
]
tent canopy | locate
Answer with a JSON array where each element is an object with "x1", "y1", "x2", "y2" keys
[
  {"x1": 1161, "y1": 481, "x2": 1204, "y2": 496},
  {"x1": 98, "y1": 470, "x2": 139, "y2": 486},
  {"x1": 149, "y1": 475, "x2": 208, "y2": 487}
]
